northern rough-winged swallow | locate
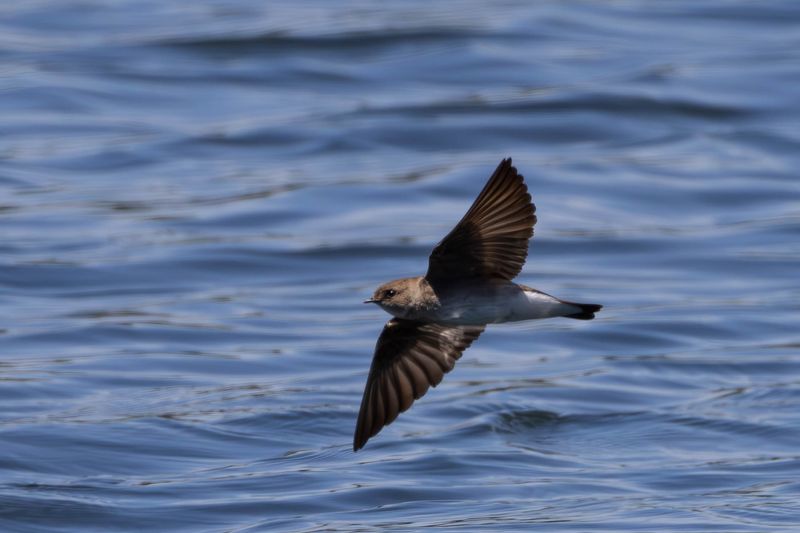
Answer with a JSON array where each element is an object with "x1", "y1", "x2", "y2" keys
[{"x1": 354, "y1": 158, "x2": 602, "y2": 451}]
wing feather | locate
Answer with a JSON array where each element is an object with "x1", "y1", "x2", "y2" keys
[
  {"x1": 426, "y1": 158, "x2": 536, "y2": 284},
  {"x1": 353, "y1": 319, "x2": 484, "y2": 451}
]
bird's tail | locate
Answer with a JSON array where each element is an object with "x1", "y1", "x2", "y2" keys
[{"x1": 562, "y1": 301, "x2": 603, "y2": 320}]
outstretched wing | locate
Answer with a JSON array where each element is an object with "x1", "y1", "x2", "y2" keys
[
  {"x1": 353, "y1": 319, "x2": 484, "y2": 451},
  {"x1": 426, "y1": 158, "x2": 536, "y2": 284}
]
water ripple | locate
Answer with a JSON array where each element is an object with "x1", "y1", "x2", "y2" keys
[{"x1": 2, "y1": 1, "x2": 800, "y2": 531}]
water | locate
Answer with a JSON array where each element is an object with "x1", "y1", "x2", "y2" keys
[{"x1": 2, "y1": 1, "x2": 799, "y2": 531}]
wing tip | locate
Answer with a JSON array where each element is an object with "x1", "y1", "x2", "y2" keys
[
  {"x1": 353, "y1": 422, "x2": 372, "y2": 451},
  {"x1": 497, "y1": 157, "x2": 516, "y2": 176},
  {"x1": 353, "y1": 422, "x2": 366, "y2": 451},
  {"x1": 494, "y1": 157, "x2": 527, "y2": 194}
]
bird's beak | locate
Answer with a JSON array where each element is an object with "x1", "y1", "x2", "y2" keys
[{"x1": 363, "y1": 298, "x2": 377, "y2": 304}]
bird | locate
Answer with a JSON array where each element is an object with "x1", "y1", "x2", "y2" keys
[{"x1": 354, "y1": 158, "x2": 602, "y2": 451}]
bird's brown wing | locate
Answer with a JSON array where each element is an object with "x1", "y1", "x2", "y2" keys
[
  {"x1": 353, "y1": 319, "x2": 484, "y2": 451},
  {"x1": 426, "y1": 158, "x2": 536, "y2": 284}
]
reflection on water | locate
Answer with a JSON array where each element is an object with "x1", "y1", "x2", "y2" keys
[{"x1": 2, "y1": 0, "x2": 800, "y2": 531}]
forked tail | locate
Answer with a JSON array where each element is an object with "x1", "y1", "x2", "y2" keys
[{"x1": 562, "y1": 301, "x2": 603, "y2": 320}]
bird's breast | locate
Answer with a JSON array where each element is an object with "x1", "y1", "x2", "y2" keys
[
  {"x1": 421, "y1": 284, "x2": 573, "y2": 325},
  {"x1": 421, "y1": 284, "x2": 516, "y2": 325}
]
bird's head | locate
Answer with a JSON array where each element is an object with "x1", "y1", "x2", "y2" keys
[{"x1": 364, "y1": 278, "x2": 417, "y2": 317}]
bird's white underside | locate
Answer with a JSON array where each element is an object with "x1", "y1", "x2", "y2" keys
[{"x1": 431, "y1": 287, "x2": 580, "y2": 325}]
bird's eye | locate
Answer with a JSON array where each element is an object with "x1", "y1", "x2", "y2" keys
[{"x1": 383, "y1": 289, "x2": 397, "y2": 299}]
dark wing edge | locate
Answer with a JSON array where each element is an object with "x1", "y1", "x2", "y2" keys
[
  {"x1": 353, "y1": 319, "x2": 484, "y2": 451},
  {"x1": 426, "y1": 158, "x2": 537, "y2": 283}
]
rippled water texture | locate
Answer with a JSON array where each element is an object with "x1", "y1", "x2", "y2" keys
[{"x1": 2, "y1": 1, "x2": 800, "y2": 531}]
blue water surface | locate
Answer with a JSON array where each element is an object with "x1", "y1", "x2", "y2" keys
[{"x1": 1, "y1": 1, "x2": 799, "y2": 531}]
